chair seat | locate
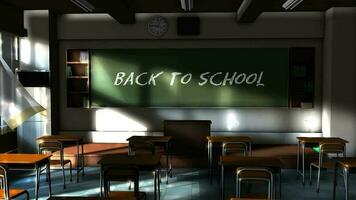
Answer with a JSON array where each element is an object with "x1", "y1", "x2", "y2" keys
[
  {"x1": 109, "y1": 191, "x2": 145, "y2": 200},
  {"x1": 0, "y1": 189, "x2": 28, "y2": 198},
  {"x1": 226, "y1": 152, "x2": 246, "y2": 156},
  {"x1": 105, "y1": 169, "x2": 137, "y2": 181},
  {"x1": 150, "y1": 144, "x2": 165, "y2": 153},
  {"x1": 238, "y1": 171, "x2": 271, "y2": 179},
  {"x1": 130, "y1": 151, "x2": 154, "y2": 155},
  {"x1": 231, "y1": 198, "x2": 267, "y2": 200}
]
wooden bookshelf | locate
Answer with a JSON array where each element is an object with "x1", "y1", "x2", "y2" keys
[
  {"x1": 67, "y1": 76, "x2": 89, "y2": 79},
  {"x1": 289, "y1": 47, "x2": 315, "y2": 108},
  {"x1": 66, "y1": 49, "x2": 90, "y2": 108},
  {"x1": 67, "y1": 62, "x2": 89, "y2": 64}
]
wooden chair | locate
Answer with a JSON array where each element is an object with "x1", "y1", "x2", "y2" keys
[
  {"x1": 128, "y1": 141, "x2": 155, "y2": 156},
  {"x1": 103, "y1": 167, "x2": 146, "y2": 199},
  {"x1": 127, "y1": 141, "x2": 157, "y2": 189},
  {"x1": 109, "y1": 191, "x2": 146, "y2": 200},
  {"x1": 236, "y1": 167, "x2": 274, "y2": 200},
  {"x1": 0, "y1": 165, "x2": 29, "y2": 200},
  {"x1": 223, "y1": 142, "x2": 249, "y2": 156},
  {"x1": 218, "y1": 142, "x2": 250, "y2": 183},
  {"x1": 0, "y1": 172, "x2": 3, "y2": 189},
  {"x1": 38, "y1": 140, "x2": 73, "y2": 189},
  {"x1": 231, "y1": 198, "x2": 268, "y2": 200},
  {"x1": 309, "y1": 142, "x2": 345, "y2": 192}
]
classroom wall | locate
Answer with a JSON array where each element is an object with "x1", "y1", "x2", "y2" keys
[
  {"x1": 58, "y1": 12, "x2": 324, "y2": 39},
  {"x1": 323, "y1": 7, "x2": 356, "y2": 156},
  {"x1": 57, "y1": 12, "x2": 324, "y2": 143}
]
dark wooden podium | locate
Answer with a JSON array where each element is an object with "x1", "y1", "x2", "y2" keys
[{"x1": 164, "y1": 120, "x2": 211, "y2": 167}]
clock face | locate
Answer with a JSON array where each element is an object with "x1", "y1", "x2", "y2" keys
[{"x1": 147, "y1": 16, "x2": 168, "y2": 37}]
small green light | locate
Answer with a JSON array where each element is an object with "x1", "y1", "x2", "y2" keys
[{"x1": 313, "y1": 146, "x2": 320, "y2": 153}]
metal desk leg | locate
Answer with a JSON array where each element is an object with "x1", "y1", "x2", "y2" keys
[
  {"x1": 61, "y1": 150, "x2": 66, "y2": 189},
  {"x1": 154, "y1": 169, "x2": 157, "y2": 200},
  {"x1": 165, "y1": 142, "x2": 169, "y2": 184},
  {"x1": 221, "y1": 164, "x2": 224, "y2": 200},
  {"x1": 81, "y1": 142, "x2": 85, "y2": 176},
  {"x1": 158, "y1": 168, "x2": 161, "y2": 200},
  {"x1": 35, "y1": 165, "x2": 40, "y2": 200},
  {"x1": 134, "y1": 170, "x2": 139, "y2": 197},
  {"x1": 249, "y1": 142, "x2": 252, "y2": 156},
  {"x1": 297, "y1": 141, "x2": 300, "y2": 179},
  {"x1": 76, "y1": 141, "x2": 80, "y2": 183},
  {"x1": 207, "y1": 141, "x2": 210, "y2": 182},
  {"x1": 47, "y1": 161, "x2": 52, "y2": 197},
  {"x1": 302, "y1": 143, "x2": 305, "y2": 185},
  {"x1": 280, "y1": 171, "x2": 282, "y2": 200},
  {"x1": 272, "y1": 173, "x2": 275, "y2": 200},
  {"x1": 100, "y1": 165, "x2": 103, "y2": 197},
  {"x1": 344, "y1": 167, "x2": 349, "y2": 200},
  {"x1": 128, "y1": 141, "x2": 132, "y2": 155},
  {"x1": 169, "y1": 141, "x2": 172, "y2": 178},
  {"x1": 333, "y1": 163, "x2": 337, "y2": 200},
  {"x1": 209, "y1": 142, "x2": 213, "y2": 184}
]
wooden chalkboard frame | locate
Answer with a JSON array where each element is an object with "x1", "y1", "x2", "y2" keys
[{"x1": 89, "y1": 48, "x2": 292, "y2": 108}]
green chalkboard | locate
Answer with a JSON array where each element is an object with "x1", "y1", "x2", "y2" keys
[{"x1": 91, "y1": 48, "x2": 289, "y2": 107}]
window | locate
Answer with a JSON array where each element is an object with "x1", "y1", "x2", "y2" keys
[
  {"x1": 0, "y1": 31, "x2": 20, "y2": 134},
  {"x1": 0, "y1": 32, "x2": 3, "y2": 132}
]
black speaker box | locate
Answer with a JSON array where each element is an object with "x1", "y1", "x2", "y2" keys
[
  {"x1": 177, "y1": 17, "x2": 200, "y2": 36},
  {"x1": 17, "y1": 71, "x2": 49, "y2": 87}
]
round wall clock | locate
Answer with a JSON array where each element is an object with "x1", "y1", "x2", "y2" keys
[{"x1": 147, "y1": 16, "x2": 168, "y2": 37}]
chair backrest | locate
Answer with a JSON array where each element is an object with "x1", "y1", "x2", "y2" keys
[
  {"x1": 318, "y1": 142, "x2": 345, "y2": 166},
  {"x1": 222, "y1": 142, "x2": 248, "y2": 156},
  {"x1": 236, "y1": 167, "x2": 273, "y2": 179},
  {"x1": 236, "y1": 167, "x2": 273, "y2": 200},
  {"x1": 38, "y1": 140, "x2": 64, "y2": 159},
  {"x1": 0, "y1": 165, "x2": 10, "y2": 200},
  {"x1": 128, "y1": 141, "x2": 155, "y2": 156},
  {"x1": 320, "y1": 143, "x2": 345, "y2": 154},
  {"x1": 103, "y1": 167, "x2": 140, "y2": 197}
]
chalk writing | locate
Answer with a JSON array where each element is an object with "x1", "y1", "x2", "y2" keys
[{"x1": 114, "y1": 71, "x2": 265, "y2": 87}]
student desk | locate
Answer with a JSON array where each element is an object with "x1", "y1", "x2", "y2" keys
[
  {"x1": 207, "y1": 136, "x2": 252, "y2": 183},
  {"x1": 127, "y1": 136, "x2": 172, "y2": 184},
  {"x1": 296, "y1": 137, "x2": 348, "y2": 184},
  {"x1": 36, "y1": 135, "x2": 85, "y2": 182},
  {"x1": 332, "y1": 158, "x2": 356, "y2": 200},
  {"x1": 230, "y1": 198, "x2": 268, "y2": 200},
  {"x1": 0, "y1": 153, "x2": 52, "y2": 200},
  {"x1": 49, "y1": 198, "x2": 103, "y2": 200},
  {"x1": 220, "y1": 156, "x2": 281, "y2": 200},
  {"x1": 98, "y1": 154, "x2": 161, "y2": 200},
  {"x1": 49, "y1": 193, "x2": 145, "y2": 200}
]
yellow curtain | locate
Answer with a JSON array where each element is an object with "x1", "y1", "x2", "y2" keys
[{"x1": 0, "y1": 56, "x2": 45, "y2": 130}]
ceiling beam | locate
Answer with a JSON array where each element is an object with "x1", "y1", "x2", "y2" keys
[
  {"x1": 236, "y1": 0, "x2": 283, "y2": 23},
  {"x1": 236, "y1": 0, "x2": 265, "y2": 23},
  {"x1": 236, "y1": 0, "x2": 356, "y2": 23},
  {"x1": 88, "y1": 0, "x2": 135, "y2": 24},
  {"x1": 294, "y1": 0, "x2": 356, "y2": 11}
]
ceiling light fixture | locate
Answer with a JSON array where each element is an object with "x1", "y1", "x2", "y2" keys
[
  {"x1": 282, "y1": 0, "x2": 303, "y2": 10},
  {"x1": 180, "y1": 0, "x2": 193, "y2": 11},
  {"x1": 70, "y1": 0, "x2": 95, "y2": 12}
]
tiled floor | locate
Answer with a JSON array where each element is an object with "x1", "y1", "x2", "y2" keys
[{"x1": 9, "y1": 167, "x2": 356, "y2": 200}]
